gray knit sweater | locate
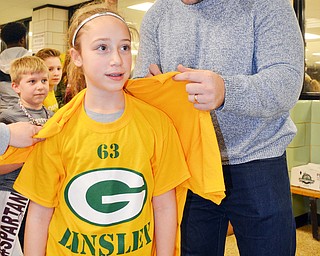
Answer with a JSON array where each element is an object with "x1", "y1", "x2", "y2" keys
[{"x1": 133, "y1": 0, "x2": 304, "y2": 165}]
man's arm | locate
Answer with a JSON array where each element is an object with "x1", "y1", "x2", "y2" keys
[
  {"x1": 132, "y1": 3, "x2": 162, "y2": 78},
  {"x1": 0, "y1": 122, "x2": 44, "y2": 156},
  {"x1": 0, "y1": 123, "x2": 10, "y2": 155},
  {"x1": 0, "y1": 163, "x2": 23, "y2": 174},
  {"x1": 153, "y1": 189, "x2": 177, "y2": 256}
]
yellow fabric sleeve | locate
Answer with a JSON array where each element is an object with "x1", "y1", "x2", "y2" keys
[{"x1": 125, "y1": 72, "x2": 225, "y2": 204}]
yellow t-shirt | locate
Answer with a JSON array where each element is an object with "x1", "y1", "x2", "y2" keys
[
  {"x1": 43, "y1": 90, "x2": 59, "y2": 113},
  {"x1": 3, "y1": 72, "x2": 225, "y2": 255},
  {"x1": 14, "y1": 91, "x2": 190, "y2": 255},
  {"x1": 3, "y1": 74, "x2": 224, "y2": 201}
]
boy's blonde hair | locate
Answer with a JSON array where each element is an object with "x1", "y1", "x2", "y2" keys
[
  {"x1": 35, "y1": 48, "x2": 61, "y2": 61},
  {"x1": 10, "y1": 56, "x2": 49, "y2": 84}
]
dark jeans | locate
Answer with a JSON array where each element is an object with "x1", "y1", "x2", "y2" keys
[{"x1": 181, "y1": 154, "x2": 296, "y2": 256}]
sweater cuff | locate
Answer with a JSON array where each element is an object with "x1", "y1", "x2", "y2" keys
[{"x1": 0, "y1": 123, "x2": 10, "y2": 155}]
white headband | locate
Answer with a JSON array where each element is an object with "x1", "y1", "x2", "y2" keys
[{"x1": 72, "y1": 12, "x2": 126, "y2": 47}]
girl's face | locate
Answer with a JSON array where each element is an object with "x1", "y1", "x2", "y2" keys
[
  {"x1": 71, "y1": 15, "x2": 132, "y2": 94},
  {"x1": 44, "y1": 56, "x2": 62, "y2": 89}
]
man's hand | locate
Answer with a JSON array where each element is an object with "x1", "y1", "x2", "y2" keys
[
  {"x1": 8, "y1": 122, "x2": 44, "y2": 147},
  {"x1": 173, "y1": 64, "x2": 225, "y2": 111},
  {"x1": 146, "y1": 64, "x2": 162, "y2": 77}
]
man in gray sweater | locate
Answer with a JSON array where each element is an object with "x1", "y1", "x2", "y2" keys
[{"x1": 133, "y1": 0, "x2": 304, "y2": 255}]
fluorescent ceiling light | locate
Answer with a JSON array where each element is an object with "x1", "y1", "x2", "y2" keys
[
  {"x1": 312, "y1": 53, "x2": 320, "y2": 56},
  {"x1": 305, "y1": 33, "x2": 320, "y2": 40},
  {"x1": 127, "y1": 2, "x2": 154, "y2": 12}
]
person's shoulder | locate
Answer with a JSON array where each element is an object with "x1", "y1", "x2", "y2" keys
[
  {"x1": 248, "y1": 0, "x2": 294, "y2": 21},
  {"x1": 0, "y1": 80, "x2": 12, "y2": 89},
  {"x1": 250, "y1": 0, "x2": 289, "y2": 9},
  {"x1": 0, "y1": 104, "x2": 21, "y2": 123},
  {"x1": 142, "y1": 0, "x2": 171, "y2": 22},
  {"x1": 127, "y1": 93, "x2": 158, "y2": 111},
  {"x1": 127, "y1": 94, "x2": 171, "y2": 122},
  {"x1": 0, "y1": 103, "x2": 20, "y2": 113},
  {"x1": 149, "y1": 0, "x2": 170, "y2": 12}
]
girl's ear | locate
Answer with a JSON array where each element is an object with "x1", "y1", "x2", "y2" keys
[
  {"x1": 11, "y1": 82, "x2": 21, "y2": 94},
  {"x1": 70, "y1": 48, "x2": 83, "y2": 67}
]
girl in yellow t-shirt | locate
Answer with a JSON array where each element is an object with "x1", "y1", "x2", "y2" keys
[
  {"x1": 35, "y1": 48, "x2": 62, "y2": 113},
  {"x1": 13, "y1": 2, "x2": 189, "y2": 256}
]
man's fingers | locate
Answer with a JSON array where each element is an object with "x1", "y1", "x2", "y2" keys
[
  {"x1": 32, "y1": 138, "x2": 45, "y2": 145},
  {"x1": 148, "y1": 64, "x2": 162, "y2": 76},
  {"x1": 177, "y1": 64, "x2": 201, "y2": 72},
  {"x1": 33, "y1": 125, "x2": 42, "y2": 134},
  {"x1": 185, "y1": 82, "x2": 203, "y2": 94},
  {"x1": 174, "y1": 68, "x2": 205, "y2": 83}
]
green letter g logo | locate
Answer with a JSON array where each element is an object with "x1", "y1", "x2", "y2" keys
[{"x1": 65, "y1": 168, "x2": 147, "y2": 226}]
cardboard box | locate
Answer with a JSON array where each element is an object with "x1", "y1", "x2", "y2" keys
[{"x1": 291, "y1": 163, "x2": 320, "y2": 191}]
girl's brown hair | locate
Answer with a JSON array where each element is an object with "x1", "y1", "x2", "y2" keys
[
  {"x1": 66, "y1": 1, "x2": 134, "y2": 99},
  {"x1": 35, "y1": 48, "x2": 61, "y2": 61}
]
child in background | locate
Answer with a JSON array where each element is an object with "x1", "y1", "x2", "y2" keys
[
  {"x1": 0, "y1": 56, "x2": 52, "y2": 256},
  {"x1": 35, "y1": 48, "x2": 62, "y2": 113},
  {"x1": 13, "y1": 2, "x2": 189, "y2": 256},
  {"x1": 59, "y1": 51, "x2": 74, "y2": 105},
  {"x1": 55, "y1": 52, "x2": 69, "y2": 108}
]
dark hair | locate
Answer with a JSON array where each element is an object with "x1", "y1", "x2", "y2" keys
[{"x1": 0, "y1": 22, "x2": 27, "y2": 45}]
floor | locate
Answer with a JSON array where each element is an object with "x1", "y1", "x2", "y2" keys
[{"x1": 224, "y1": 225, "x2": 320, "y2": 255}]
